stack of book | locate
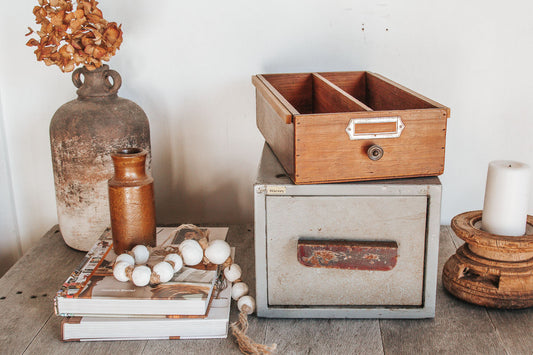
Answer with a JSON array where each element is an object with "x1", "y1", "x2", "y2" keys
[{"x1": 55, "y1": 226, "x2": 232, "y2": 341}]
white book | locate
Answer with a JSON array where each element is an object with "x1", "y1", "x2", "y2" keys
[{"x1": 61, "y1": 281, "x2": 232, "y2": 341}]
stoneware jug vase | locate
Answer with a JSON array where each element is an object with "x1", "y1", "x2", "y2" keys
[
  {"x1": 108, "y1": 148, "x2": 156, "y2": 254},
  {"x1": 50, "y1": 65, "x2": 151, "y2": 251}
]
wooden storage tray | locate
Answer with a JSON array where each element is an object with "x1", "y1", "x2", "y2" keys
[{"x1": 252, "y1": 71, "x2": 450, "y2": 184}]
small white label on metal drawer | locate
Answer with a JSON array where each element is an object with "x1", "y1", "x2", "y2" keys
[{"x1": 267, "y1": 186, "x2": 286, "y2": 194}]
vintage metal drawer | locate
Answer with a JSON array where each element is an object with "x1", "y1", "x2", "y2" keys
[
  {"x1": 252, "y1": 71, "x2": 450, "y2": 184},
  {"x1": 266, "y1": 195, "x2": 427, "y2": 307},
  {"x1": 254, "y1": 144, "x2": 442, "y2": 318}
]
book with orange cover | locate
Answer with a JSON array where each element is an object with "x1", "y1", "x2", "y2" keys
[{"x1": 54, "y1": 226, "x2": 228, "y2": 317}]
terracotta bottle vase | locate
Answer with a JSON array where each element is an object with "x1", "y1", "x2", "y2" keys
[
  {"x1": 108, "y1": 148, "x2": 156, "y2": 254},
  {"x1": 50, "y1": 65, "x2": 151, "y2": 251}
]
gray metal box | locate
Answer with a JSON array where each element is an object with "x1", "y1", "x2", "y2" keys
[{"x1": 254, "y1": 144, "x2": 442, "y2": 318}]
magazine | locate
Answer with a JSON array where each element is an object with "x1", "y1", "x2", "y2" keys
[{"x1": 54, "y1": 226, "x2": 228, "y2": 317}]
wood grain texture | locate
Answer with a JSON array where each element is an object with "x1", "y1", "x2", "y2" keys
[
  {"x1": 26, "y1": 318, "x2": 145, "y2": 355},
  {"x1": 442, "y1": 245, "x2": 533, "y2": 309},
  {"x1": 451, "y1": 211, "x2": 533, "y2": 261},
  {"x1": 447, "y1": 225, "x2": 533, "y2": 354},
  {"x1": 364, "y1": 73, "x2": 440, "y2": 111},
  {"x1": 317, "y1": 71, "x2": 368, "y2": 104},
  {"x1": 380, "y1": 226, "x2": 508, "y2": 355},
  {"x1": 255, "y1": 71, "x2": 450, "y2": 184},
  {"x1": 293, "y1": 109, "x2": 447, "y2": 184},
  {"x1": 252, "y1": 75, "x2": 297, "y2": 124},
  {"x1": 255, "y1": 90, "x2": 295, "y2": 179},
  {"x1": 312, "y1": 73, "x2": 372, "y2": 113},
  {"x1": 0, "y1": 227, "x2": 85, "y2": 354},
  {"x1": 488, "y1": 307, "x2": 533, "y2": 354},
  {"x1": 443, "y1": 211, "x2": 533, "y2": 309},
  {"x1": 368, "y1": 72, "x2": 451, "y2": 117},
  {"x1": 260, "y1": 73, "x2": 313, "y2": 114},
  {"x1": 263, "y1": 318, "x2": 383, "y2": 355}
]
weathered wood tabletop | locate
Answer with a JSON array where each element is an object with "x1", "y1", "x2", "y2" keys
[{"x1": 1, "y1": 225, "x2": 532, "y2": 355}]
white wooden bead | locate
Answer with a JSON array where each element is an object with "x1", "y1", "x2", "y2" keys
[
  {"x1": 132, "y1": 245, "x2": 150, "y2": 264},
  {"x1": 115, "y1": 253, "x2": 134, "y2": 265},
  {"x1": 237, "y1": 295, "x2": 255, "y2": 314},
  {"x1": 113, "y1": 261, "x2": 131, "y2": 282},
  {"x1": 205, "y1": 240, "x2": 231, "y2": 264},
  {"x1": 131, "y1": 265, "x2": 151, "y2": 287},
  {"x1": 231, "y1": 282, "x2": 249, "y2": 301},
  {"x1": 164, "y1": 253, "x2": 183, "y2": 273},
  {"x1": 181, "y1": 244, "x2": 204, "y2": 266},
  {"x1": 178, "y1": 239, "x2": 202, "y2": 253},
  {"x1": 153, "y1": 261, "x2": 174, "y2": 283},
  {"x1": 224, "y1": 264, "x2": 242, "y2": 282}
]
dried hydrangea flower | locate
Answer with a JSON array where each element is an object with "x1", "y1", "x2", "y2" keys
[{"x1": 26, "y1": 0, "x2": 123, "y2": 72}]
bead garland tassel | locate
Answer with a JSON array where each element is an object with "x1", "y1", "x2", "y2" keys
[{"x1": 111, "y1": 224, "x2": 275, "y2": 354}]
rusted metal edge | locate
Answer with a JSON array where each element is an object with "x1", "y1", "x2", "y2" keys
[{"x1": 297, "y1": 239, "x2": 398, "y2": 271}]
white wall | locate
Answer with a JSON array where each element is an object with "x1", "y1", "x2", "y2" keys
[
  {"x1": 1, "y1": 1, "x2": 533, "y2": 259},
  {"x1": 0, "y1": 95, "x2": 22, "y2": 276}
]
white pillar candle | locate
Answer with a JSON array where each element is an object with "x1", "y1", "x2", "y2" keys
[{"x1": 481, "y1": 160, "x2": 531, "y2": 236}]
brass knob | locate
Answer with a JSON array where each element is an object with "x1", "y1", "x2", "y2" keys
[{"x1": 367, "y1": 145, "x2": 384, "y2": 161}]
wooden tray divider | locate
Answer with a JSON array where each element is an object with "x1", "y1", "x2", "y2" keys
[
  {"x1": 311, "y1": 73, "x2": 373, "y2": 113},
  {"x1": 252, "y1": 75, "x2": 300, "y2": 124}
]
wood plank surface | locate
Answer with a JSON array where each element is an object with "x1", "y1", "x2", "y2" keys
[
  {"x1": 25, "y1": 320, "x2": 145, "y2": 355},
  {"x1": 447, "y1": 224, "x2": 533, "y2": 354},
  {"x1": 379, "y1": 226, "x2": 508, "y2": 354},
  {"x1": 1, "y1": 225, "x2": 531, "y2": 354},
  {"x1": 264, "y1": 318, "x2": 383, "y2": 355},
  {"x1": 0, "y1": 227, "x2": 85, "y2": 354},
  {"x1": 487, "y1": 307, "x2": 533, "y2": 354}
]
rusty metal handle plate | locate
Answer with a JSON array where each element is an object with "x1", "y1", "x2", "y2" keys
[
  {"x1": 297, "y1": 239, "x2": 398, "y2": 271},
  {"x1": 345, "y1": 116, "x2": 405, "y2": 140}
]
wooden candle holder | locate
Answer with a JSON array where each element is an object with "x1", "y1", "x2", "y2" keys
[{"x1": 443, "y1": 211, "x2": 533, "y2": 309}]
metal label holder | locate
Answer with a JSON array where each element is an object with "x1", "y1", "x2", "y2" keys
[{"x1": 345, "y1": 116, "x2": 405, "y2": 140}]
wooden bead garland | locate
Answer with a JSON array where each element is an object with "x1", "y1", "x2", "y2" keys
[
  {"x1": 115, "y1": 253, "x2": 134, "y2": 265},
  {"x1": 231, "y1": 282, "x2": 249, "y2": 301},
  {"x1": 131, "y1": 245, "x2": 150, "y2": 264},
  {"x1": 113, "y1": 252, "x2": 184, "y2": 287},
  {"x1": 112, "y1": 238, "x2": 244, "y2": 292},
  {"x1": 111, "y1": 224, "x2": 275, "y2": 354},
  {"x1": 131, "y1": 265, "x2": 151, "y2": 286},
  {"x1": 179, "y1": 239, "x2": 204, "y2": 266},
  {"x1": 224, "y1": 263, "x2": 242, "y2": 283}
]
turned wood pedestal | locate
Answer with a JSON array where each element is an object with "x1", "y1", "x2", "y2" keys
[{"x1": 443, "y1": 211, "x2": 533, "y2": 309}]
